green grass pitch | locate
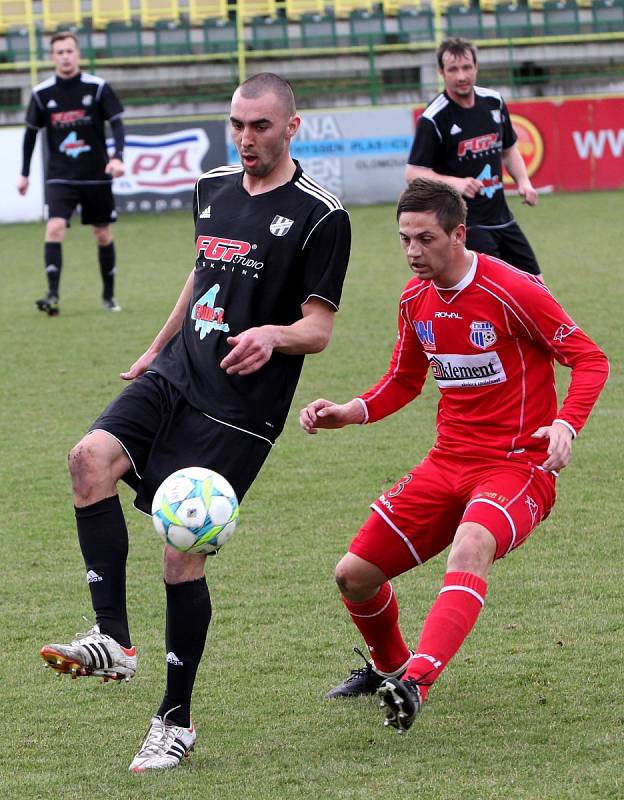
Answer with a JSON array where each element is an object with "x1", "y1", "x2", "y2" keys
[{"x1": 1, "y1": 192, "x2": 622, "y2": 799}]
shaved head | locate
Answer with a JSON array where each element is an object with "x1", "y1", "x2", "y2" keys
[{"x1": 238, "y1": 73, "x2": 296, "y2": 117}]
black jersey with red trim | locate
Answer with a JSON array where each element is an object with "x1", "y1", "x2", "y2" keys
[
  {"x1": 407, "y1": 87, "x2": 517, "y2": 228},
  {"x1": 25, "y1": 71, "x2": 123, "y2": 183},
  {"x1": 151, "y1": 161, "x2": 351, "y2": 444}
]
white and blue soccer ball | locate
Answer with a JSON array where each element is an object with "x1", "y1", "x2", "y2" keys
[{"x1": 151, "y1": 467, "x2": 239, "y2": 554}]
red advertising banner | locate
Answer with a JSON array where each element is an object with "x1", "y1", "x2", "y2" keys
[{"x1": 413, "y1": 96, "x2": 624, "y2": 192}]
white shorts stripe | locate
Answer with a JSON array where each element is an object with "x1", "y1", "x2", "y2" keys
[
  {"x1": 371, "y1": 504, "x2": 422, "y2": 565},
  {"x1": 465, "y1": 497, "x2": 517, "y2": 553}
]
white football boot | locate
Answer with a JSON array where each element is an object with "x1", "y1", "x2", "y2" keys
[
  {"x1": 129, "y1": 709, "x2": 196, "y2": 773},
  {"x1": 40, "y1": 623, "x2": 136, "y2": 681}
]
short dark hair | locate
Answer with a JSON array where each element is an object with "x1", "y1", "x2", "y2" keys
[
  {"x1": 238, "y1": 72, "x2": 296, "y2": 117},
  {"x1": 437, "y1": 37, "x2": 477, "y2": 70},
  {"x1": 397, "y1": 178, "x2": 467, "y2": 234},
  {"x1": 50, "y1": 31, "x2": 79, "y2": 49}
]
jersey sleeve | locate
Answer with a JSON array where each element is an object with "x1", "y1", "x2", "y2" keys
[
  {"x1": 99, "y1": 82, "x2": 124, "y2": 121},
  {"x1": 300, "y1": 208, "x2": 351, "y2": 310},
  {"x1": 25, "y1": 92, "x2": 43, "y2": 129},
  {"x1": 501, "y1": 98, "x2": 517, "y2": 150},
  {"x1": 358, "y1": 299, "x2": 430, "y2": 423},
  {"x1": 508, "y1": 279, "x2": 609, "y2": 436},
  {"x1": 407, "y1": 115, "x2": 439, "y2": 169}
]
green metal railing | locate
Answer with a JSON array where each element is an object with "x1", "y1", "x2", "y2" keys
[{"x1": 1, "y1": 1, "x2": 624, "y2": 109}]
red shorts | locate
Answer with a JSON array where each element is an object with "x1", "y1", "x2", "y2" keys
[{"x1": 349, "y1": 451, "x2": 556, "y2": 579}]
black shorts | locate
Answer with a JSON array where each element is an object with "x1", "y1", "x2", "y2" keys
[
  {"x1": 89, "y1": 372, "x2": 272, "y2": 514},
  {"x1": 46, "y1": 182, "x2": 117, "y2": 227},
  {"x1": 466, "y1": 220, "x2": 540, "y2": 275}
]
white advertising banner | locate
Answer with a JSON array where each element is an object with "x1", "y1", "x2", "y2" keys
[
  {"x1": 227, "y1": 107, "x2": 414, "y2": 206},
  {"x1": 0, "y1": 127, "x2": 45, "y2": 223}
]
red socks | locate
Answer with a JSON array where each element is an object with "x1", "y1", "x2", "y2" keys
[
  {"x1": 343, "y1": 582, "x2": 411, "y2": 674},
  {"x1": 404, "y1": 571, "x2": 488, "y2": 699}
]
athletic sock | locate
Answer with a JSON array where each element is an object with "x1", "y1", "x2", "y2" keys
[
  {"x1": 343, "y1": 582, "x2": 411, "y2": 674},
  {"x1": 157, "y1": 578, "x2": 211, "y2": 728},
  {"x1": 44, "y1": 242, "x2": 62, "y2": 297},
  {"x1": 98, "y1": 242, "x2": 116, "y2": 300},
  {"x1": 404, "y1": 571, "x2": 488, "y2": 700},
  {"x1": 75, "y1": 495, "x2": 131, "y2": 648}
]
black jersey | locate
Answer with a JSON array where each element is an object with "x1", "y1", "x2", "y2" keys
[
  {"x1": 25, "y1": 71, "x2": 123, "y2": 184},
  {"x1": 151, "y1": 161, "x2": 351, "y2": 444},
  {"x1": 408, "y1": 87, "x2": 517, "y2": 228}
]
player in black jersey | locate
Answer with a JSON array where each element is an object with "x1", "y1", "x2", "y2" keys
[
  {"x1": 406, "y1": 38, "x2": 541, "y2": 275},
  {"x1": 17, "y1": 32, "x2": 125, "y2": 315},
  {"x1": 39, "y1": 73, "x2": 351, "y2": 772}
]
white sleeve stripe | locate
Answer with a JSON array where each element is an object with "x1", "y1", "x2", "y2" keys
[
  {"x1": 295, "y1": 178, "x2": 341, "y2": 211},
  {"x1": 297, "y1": 172, "x2": 344, "y2": 207},
  {"x1": 301, "y1": 293, "x2": 338, "y2": 311},
  {"x1": 355, "y1": 397, "x2": 368, "y2": 424},
  {"x1": 553, "y1": 418, "x2": 577, "y2": 438}
]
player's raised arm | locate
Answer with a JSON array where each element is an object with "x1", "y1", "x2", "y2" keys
[{"x1": 120, "y1": 269, "x2": 195, "y2": 380}]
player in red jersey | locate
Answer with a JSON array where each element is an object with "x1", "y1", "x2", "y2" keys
[{"x1": 300, "y1": 178, "x2": 609, "y2": 734}]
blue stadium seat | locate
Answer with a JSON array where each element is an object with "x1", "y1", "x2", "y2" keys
[
  {"x1": 299, "y1": 10, "x2": 339, "y2": 46},
  {"x1": 397, "y1": 6, "x2": 434, "y2": 42},
  {"x1": 495, "y1": 3, "x2": 534, "y2": 37},
  {"x1": 154, "y1": 18, "x2": 192, "y2": 55},
  {"x1": 543, "y1": 0, "x2": 581, "y2": 34},
  {"x1": 202, "y1": 16, "x2": 238, "y2": 52},
  {"x1": 348, "y1": 8, "x2": 387, "y2": 45}
]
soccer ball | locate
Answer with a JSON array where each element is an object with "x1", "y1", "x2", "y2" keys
[{"x1": 151, "y1": 467, "x2": 239, "y2": 554}]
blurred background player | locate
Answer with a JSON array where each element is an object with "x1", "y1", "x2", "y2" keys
[
  {"x1": 17, "y1": 31, "x2": 125, "y2": 315},
  {"x1": 300, "y1": 178, "x2": 608, "y2": 734},
  {"x1": 39, "y1": 73, "x2": 351, "y2": 771},
  {"x1": 406, "y1": 38, "x2": 541, "y2": 276}
]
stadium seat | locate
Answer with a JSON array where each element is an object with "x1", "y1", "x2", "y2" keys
[
  {"x1": 299, "y1": 10, "x2": 339, "y2": 46},
  {"x1": 105, "y1": 19, "x2": 143, "y2": 56},
  {"x1": 42, "y1": 0, "x2": 82, "y2": 32},
  {"x1": 445, "y1": 3, "x2": 485, "y2": 37},
  {"x1": 5, "y1": 26, "x2": 44, "y2": 60},
  {"x1": 284, "y1": 0, "x2": 326, "y2": 19},
  {"x1": 139, "y1": 0, "x2": 181, "y2": 27},
  {"x1": 334, "y1": 1, "x2": 374, "y2": 19},
  {"x1": 92, "y1": 0, "x2": 132, "y2": 29},
  {"x1": 542, "y1": 0, "x2": 581, "y2": 34},
  {"x1": 188, "y1": 0, "x2": 229, "y2": 25},
  {"x1": 495, "y1": 3, "x2": 534, "y2": 37},
  {"x1": 251, "y1": 14, "x2": 288, "y2": 48},
  {"x1": 236, "y1": 0, "x2": 278, "y2": 22},
  {"x1": 154, "y1": 18, "x2": 192, "y2": 54},
  {"x1": 591, "y1": 0, "x2": 624, "y2": 30},
  {"x1": 382, "y1": 0, "x2": 416, "y2": 14},
  {"x1": 0, "y1": 0, "x2": 31, "y2": 32},
  {"x1": 202, "y1": 16, "x2": 238, "y2": 51},
  {"x1": 348, "y1": 8, "x2": 387, "y2": 45},
  {"x1": 397, "y1": 5, "x2": 434, "y2": 42}
]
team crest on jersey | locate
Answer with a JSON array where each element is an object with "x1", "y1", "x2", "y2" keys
[
  {"x1": 82, "y1": 94, "x2": 93, "y2": 106},
  {"x1": 47, "y1": 99, "x2": 57, "y2": 108},
  {"x1": 491, "y1": 109, "x2": 501, "y2": 124},
  {"x1": 413, "y1": 319, "x2": 436, "y2": 351},
  {"x1": 270, "y1": 215, "x2": 294, "y2": 237},
  {"x1": 469, "y1": 321, "x2": 497, "y2": 350},
  {"x1": 192, "y1": 283, "x2": 230, "y2": 339}
]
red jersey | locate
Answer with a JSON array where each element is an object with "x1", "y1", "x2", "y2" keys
[{"x1": 360, "y1": 253, "x2": 609, "y2": 462}]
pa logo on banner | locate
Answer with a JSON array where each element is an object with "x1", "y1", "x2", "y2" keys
[{"x1": 109, "y1": 129, "x2": 209, "y2": 195}]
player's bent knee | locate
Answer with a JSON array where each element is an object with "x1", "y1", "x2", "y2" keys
[
  {"x1": 335, "y1": 554, "x2": 384, "y2": 600},
  {"x1": 163, "y1": 547, "x2": 206, "y2": 584}
]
